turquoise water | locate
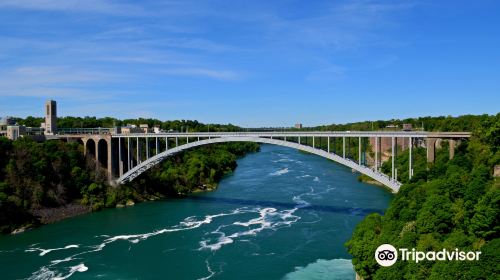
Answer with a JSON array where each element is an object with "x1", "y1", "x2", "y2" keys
[{"x1": 0, "y1": 144, "x2": 393, "y2": 279}]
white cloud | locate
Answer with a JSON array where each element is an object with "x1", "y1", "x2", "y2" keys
[
  {"x1": 0, "y1": 66, "x2": 121, "y2": 98},
  {"x1": 306, "y1": 65, "x2": 346, "y2": 82},
  {"x1": 0, "y1": 0, "x2": 145, "y2": 16},
  {"x1": 260, "y1": 1, "x2": 416, "y2": 51},
  {"x1": 161, "y1": 68, "x2": 241, "y2": 81},
  {"x1": 4, "y1": 66, "x2": 115, "y2": 84}
]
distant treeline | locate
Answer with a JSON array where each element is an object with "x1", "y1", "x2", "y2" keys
[
  {"x1": 13, "y1": 113, "x2": 499, "y2": 133},
  {"x1": 313, "y1": 114, "x2": 499, "y2": 132},
  {"x1": 15, "y1": 116, "x2": 241, "y2": 132}
]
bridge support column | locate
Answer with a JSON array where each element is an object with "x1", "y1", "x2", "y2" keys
[
  {"x1": 127, "y1": 138, "x2": 131, "y2": 170},
  {"x1": 426, "y1": 138, "x2": 437, "y2": 163},
  {"x1": 327, "y1": 137, "x2": 330, "y2": 153},
  {"x1": 343, "y1": 137, "x2": 346, "y2": 158},
  {"x1": 107, "y1": 138, "x2": 112, "y2": 182},
  {"x1": 375, "y1": 137, "x2": 380, "y2": 171},
  {"x1": 298, "y1": 136, "x2": 301, "y2": 145},
  {"x1": 176, "y1": 137, "x2": 178, "y2": 147},
  {"x1": 146, "y1": 137, "x2": 149, "y2": 160},
  {"x1": 391, "y1": 136, "x2": 395, "y2": 180},
  {"x1": 409, "y1": 137, "x2": 412, "y2": 180},
  {"x1": 156, "y1": 137, "x2": 159, "y2": 155},
  {"x1": 449, "y1": 139, "x2": 456, "y2": 160},
  {"x1": 119, "y1": 138, "x2": 123, "y2": 177},
  {"x1": 94, "y1": 141, "x2": 100, "y2": 169},
  {"x1": 312, "y1": 137, "x2": 315, "y2": 148},
  {"x1": 358, "y1": 137, "x2": 361, "y2": 164},
  {"x1": 165, "y1": 137, "x2": 168, "y2": 151},
  {"x1": 136, "y1": 137, "x2": 140, "y2": 164}
]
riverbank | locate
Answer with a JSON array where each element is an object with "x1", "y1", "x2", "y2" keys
[
  {"x1": 10, "y1": 180, "x2": 226, "y2": 234},
  {"x1": 31, "y1": 203, "x2": 91, "y2": 224},
  {"x1": 357, "y1": 174, "x2": 384, "y2": 187}
]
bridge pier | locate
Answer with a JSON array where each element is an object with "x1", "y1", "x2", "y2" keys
[
  {"x1": 136, "y1": 137, "x2": 140, "y2": 164},
  {"x1": 426, "y1": 138, "x2": 437, "y2": 163},
  {"x1": 409, "y1": 137, "x2": 413, "y2": 180},
  {"x1": 118, "y1": 138, "x2": 123, "y2": 177},
  {"x1": 156, "y1": 137, "x2": 159, "y2": 155},
  {"x1": 127, "y1": 138, "x2": 131, "y2": 171},
  {"x1": 342, "y1": 137, "x2": 346, "y2": 158},
  {"x1": 391, "y1": 137, "x2": 395, "y2": 180},
  {"x1": 358, "y1": 137, "x2": 361, "y2": 164},
  {"x1": 375, "y1": 137, "x2": 381, "y2": 171},
  {"x1": 449, "y1": 139, "x2": 456, "y2": 160}
]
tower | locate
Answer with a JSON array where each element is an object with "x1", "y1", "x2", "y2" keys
[{"x1": 44, "y1": 100, "x2": 57, "y2": 135}]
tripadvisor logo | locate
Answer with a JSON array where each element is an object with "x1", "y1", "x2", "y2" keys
[
  {"x1": 374, "y1": 244, "x2": 481, "y2": 267},
  {"x1": 375, "y1": 244, "x2": 398, "y2": 267}
]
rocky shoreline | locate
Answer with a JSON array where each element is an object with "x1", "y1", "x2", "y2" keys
[
  {"x1": 10, "y1": 203, "x2": 91, "y2": 234},
  {"x1": 31, "y1": 203, "x2": 91, "y2": 224}
]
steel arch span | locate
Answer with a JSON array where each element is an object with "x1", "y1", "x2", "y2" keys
[{"x1": 115, "y1": 136, "x2": 401, "y2": 193}]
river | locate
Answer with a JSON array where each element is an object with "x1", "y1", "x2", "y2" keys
[{"x1": 0, "y1": 144, "x2": 393, "y2": 280}]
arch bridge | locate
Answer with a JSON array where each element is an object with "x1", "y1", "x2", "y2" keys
[{"x1": 53, "y1": 131, "x2": 471, "y2": 193}]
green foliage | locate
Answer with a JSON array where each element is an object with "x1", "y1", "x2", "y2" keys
[
  {"x1": 0, "y1": 138, "x2": 94, "y2": 233},
  {"x1": 50, "y1": 116, "x2": 245, "y2": 132},
  {"x1": 346, "y1": 114, "x2": 500, "y2": 279},
  {"x1": 126, "y1": 142, "x2": 259, "y2": 196},
  {"x1": 15, "y1": 116, "x2": 43, "y2": 127}
]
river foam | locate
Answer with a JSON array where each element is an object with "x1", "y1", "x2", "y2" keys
[
  {"x1": 270, "y1": 167, "x2": 290, "y2": 176},
  {"x1": 199, "y1": 206, "x2": 301, "y2": 252},
  {"x1": 26, "y1": 208, "x2": 254, "y2": 280},
  {"x1": 25, "y1": 244, "x2": 79, "y2": 256}
]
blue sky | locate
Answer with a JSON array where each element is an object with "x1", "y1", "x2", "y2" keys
[{"x1": 0, "y1": 0, "x2": 499, "y2": 127}]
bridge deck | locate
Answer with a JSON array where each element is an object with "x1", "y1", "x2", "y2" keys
[{"x1": 108, "y1": 131, "x2": 471, "y2": 138}]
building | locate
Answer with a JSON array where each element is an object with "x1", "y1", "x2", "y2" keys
[
  {"x1": 402, "y1": 123, "x2": 413, "y2": 131},
  {"x1": 7, "y1": 125, "x2": 26, "y2": 140},
  {"x1": 295, "y1": 123, "x2": 303, "y2": 129},
  {"x1": 121, "y1": 125, "x2": 142, "y2": 134},
  {"x1": 139, "y1": 124, "x2": 150, "y2": 133},
  {"x1": 385, "y1": 124, "x2": 398, "y2": 130},
  {"x1": 0, "y1": 116, "x2": 15, "y2": 126},
  {"x1": 153, "y1": 125, "x2": 162, "y2": 133},
  {"x1": 111, "y1": 127, "x2": 122, "y2": 135},
  {"x1": 44, "y1": 100, "x2": 57, "y2": 135},
  {"x1": 0, "y1": 116, "x2": 15, "y2": 137}
]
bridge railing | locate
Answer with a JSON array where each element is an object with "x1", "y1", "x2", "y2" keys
[
  {"x1": 112, "y1": 131, "x2": 471, "y2": 138},
  {"x1": 57, "y1": 127, "x2": 113, "y2": 135}
]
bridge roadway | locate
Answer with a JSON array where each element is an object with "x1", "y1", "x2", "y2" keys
[
  {"x1": 53, "y1": 130, "x2": 471, "y2": 193},
  {"x1": 111, "y1": 131, "x2": 471, "y2": 138}
]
